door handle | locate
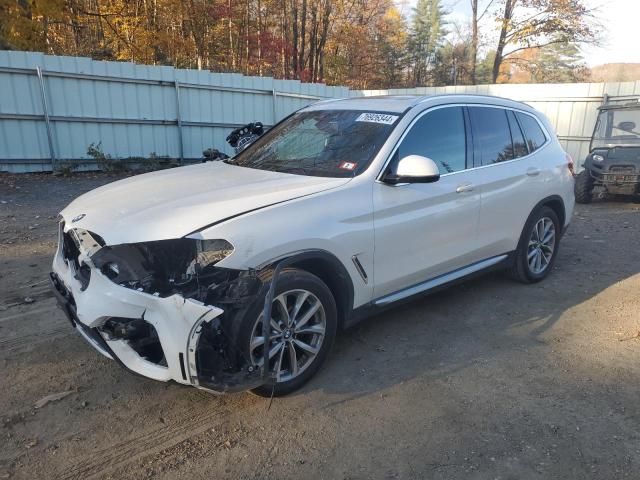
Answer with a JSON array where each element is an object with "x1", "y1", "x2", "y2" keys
[
  {"x1": 526, "y1": 167, "x2": 541, "y2": 177},
  {"x1": 456, "y1": 183, "x2": 474, "y2": 193}
]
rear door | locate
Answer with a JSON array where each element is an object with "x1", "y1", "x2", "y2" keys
[
  {"x1": 372, "y1": 105, "x2": 482, "y2": 299},
  {"x1": 469, "y1": 106, "x2": 549, "y2": 258}
]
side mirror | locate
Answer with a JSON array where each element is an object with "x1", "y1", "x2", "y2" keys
[{"x1": 384, "y1": 155, "x2": 440, "y2": 185}]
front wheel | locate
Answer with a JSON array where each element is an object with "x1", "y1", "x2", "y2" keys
[
  {"x1": 574, "y1": 169, "x2": 594, "y2": 204},
  {"x1": 510, "y1": 206, "x2": 561, "y2": 284},
  {"x1": 233, "y1": 268, "x2": 337, "y2": 397}
]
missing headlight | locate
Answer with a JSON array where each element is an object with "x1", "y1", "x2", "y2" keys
[
  {"x1": 196, "y1": 239, "x2": 234, "y2": 270},
  {"x1": 91, "y1": 238, "x2": 234, "y2": 298}
]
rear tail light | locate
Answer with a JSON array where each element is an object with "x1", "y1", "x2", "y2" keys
[{"x1": 566, "y1": 153, "x2": 575, "y2": 176}]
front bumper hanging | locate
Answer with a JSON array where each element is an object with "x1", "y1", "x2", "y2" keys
[{"x1": 49, "y1": 223, "x2": 288, "y2": 394}]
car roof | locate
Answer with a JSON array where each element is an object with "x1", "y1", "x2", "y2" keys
[{"x1": 303, "y1": 94, "x2": 537, "y2": 115}]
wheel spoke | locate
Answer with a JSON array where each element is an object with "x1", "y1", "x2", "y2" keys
[
  {"x1": 293, "y1": 338, "x2": 319, "y2": 355},
  {"x1": 275, "y1": 343, "x2": 286, "y2": 381},
  {"x1": 540, "y1": 243, "x2": 553, "y2": 254},
  {"x1": 275, "y1": 294, "x2": 291, "y2": 327},
  {"x1": 290, "y1": 291, "x2": 310, "y2": 322},
  {"x1": 287, "y1": 343, "x2": 298, "y2": 376},
  {"x1": 255, "y1": 341, "x2": 284, "y2": 367},
  {"x1": 527, "y1": 248, "x2": 538, "y2": 260},
  {"x1": 295, "y1": 324, "x2": 325, "y2": 336},
  {"x1": 270, "y1": 318, "x2": 283, "y2": 333},
  {"x1": 294, "y1": 300, "x2": 320, "y2": 330},
  {"x1": 251, "y1": 336, "x2": 265, "y2": 350},
  {"x1": 535, "y1": 249, "x2": 542, "y2": 271},
  {"x1": 537, "y1": 220, "x2": 545, "y2": 242}
]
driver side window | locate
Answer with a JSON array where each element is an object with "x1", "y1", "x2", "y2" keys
[{"x1": 394, "y1": 107, "x2": 467, "y2": 174}]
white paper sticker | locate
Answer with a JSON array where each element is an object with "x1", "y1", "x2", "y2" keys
[{"x1": 355, "y1": 112, "x2": 399, "y2": 125}]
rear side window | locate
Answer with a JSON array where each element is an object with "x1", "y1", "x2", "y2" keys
[
  {"x1": 507, "y1": 110, "x2": 529, "y2": 158},
  {"x1": 515, "y1": 112, "x2": 547, "y2": 152},
  {"x1": 394, "y1": 106, "x2": 467, "y2": 174},
  {"x1": 468, "y1": 107, "x2": 514, "y2": 165}
]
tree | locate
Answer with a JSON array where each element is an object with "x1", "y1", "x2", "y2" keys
[
  {"x1": 491, "y1": 0, "x2": 597, "y2": 83},
  {"x1": 469, "y1": 0, "x2": 495, "y2": 84},
  {"x1": 373, "y1": 6, "x2": 408, "y2": 88},
  {"x1": 408, "y1": 0, "x2": 447, "y2": 86},
  {"x1": 505, "y1": 37, "x2": 589, "y2": 83}
]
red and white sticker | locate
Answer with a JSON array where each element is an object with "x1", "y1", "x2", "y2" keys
[{"x1": 338, "y1": 161, "x2": 357, "y2": 171}]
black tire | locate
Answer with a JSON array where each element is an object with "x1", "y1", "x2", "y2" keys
[
  {"x1": 510, "y1": 206, "x2": 561, "y2": 284},
  {"x1": 574, "y1": 169, "x2": 594, "y2": 204},
  {"x1": 231, "y1": 268, "x2": 337, "y2": 397}
]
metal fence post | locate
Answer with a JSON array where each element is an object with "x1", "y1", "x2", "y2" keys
[
  {"x1": 36, "y1": 66, "x2": 56, "y2": 169},
  {"x1": 272, "y1": 89, "x2": 277, "y2": 125},
  {"x1": 174, "y1": 80, "x2": 185, "y2": 162}
]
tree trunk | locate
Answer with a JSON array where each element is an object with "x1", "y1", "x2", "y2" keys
[
  {"x1": 245, "y1": 0, "x2": 250, "y2": 74},
  {"x1": 228, "y1": 0, "x2": 235, "y2": 70},
  {"x1": 492, "y1": 0, "x2": 516, "y2": 83},
  {"x1": 470, "y1": 0, "x2": 478, "y2": 84},
  {"x1": 282, "y1": 0, "x2": 288, "y2": 77},
  {"x1": 257, "y1": 0, "x2": 262, "y2": 75},
  {"x1": 308, "y1": 2, "x2": 317, "y2": 81},
  {"x1": 292, "y1": 0, "x2": 299, "y2": 76},
  {"x1": 298, "y1": 0, "x2": 307, "y2": 75},
  {"x1": 316, "y1": 0, "x2": 331, "y2": 82}
]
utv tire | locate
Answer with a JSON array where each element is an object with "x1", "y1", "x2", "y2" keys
[
  {"x1": 574, "y1": 169, "x2": 594, "y2": 204},
  {"x1": 231, "y1": 268, "x2": 337, "y2": 397},
  {"x1": 510, "y1": 206, "x2": 561, "y2": 284}
]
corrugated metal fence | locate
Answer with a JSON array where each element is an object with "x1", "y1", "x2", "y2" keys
[
  {"x1": 1, "y1": 50, "x2": 639, "y2": 172},
  {"x1": 0, "y1": 51, "x2": 351, "y2": 172}
]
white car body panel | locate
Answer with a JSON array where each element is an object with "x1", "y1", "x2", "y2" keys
[
  {"x1": 51, "y1": 94, "x2": 575, "y2": 392},
  {"x1": 61, "y1": 161, "x2": 350, "y2": 245},
  {"x1": 192, "y1": 177, "x2": 375, "y2": 308},
  {"x1": 371, "y1": 170, "x2": 481, "y2": 298}
]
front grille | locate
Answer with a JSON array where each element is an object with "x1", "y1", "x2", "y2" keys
[{"x1": 610, "y1": 165, "x2": 636, "y2": 174}]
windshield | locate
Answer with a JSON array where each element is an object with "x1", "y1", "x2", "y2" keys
[
  {"x1": 592, "y1": 108, "x2": 640, "y2": 149},
  {"x1": 227, "y1": 109, "x2": 399, "y2": 177}
]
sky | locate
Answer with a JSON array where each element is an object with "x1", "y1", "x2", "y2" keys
[{"x1": 400, "y1": 0, "x2": 640, "y2": 67}]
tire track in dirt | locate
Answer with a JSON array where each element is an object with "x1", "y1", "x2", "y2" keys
[
  {"x1": 0, "y1": 325, "x2": 70, "y2": 354},
  {"x1": 55, "y1": 402, "x2": 232, "y2": 480}
]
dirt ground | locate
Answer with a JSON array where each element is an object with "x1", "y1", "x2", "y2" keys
[{"x1": 1, "y1": 172, "x2": 639, "y2": 480}]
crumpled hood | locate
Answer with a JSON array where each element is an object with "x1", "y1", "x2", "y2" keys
[{"x1": 61, "y1": 162, "x2": 350, "y2": 245}]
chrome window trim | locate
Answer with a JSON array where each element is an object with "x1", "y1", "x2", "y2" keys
[{"x1": 375, "y1": 103, "x2": 552, "y2": 183}]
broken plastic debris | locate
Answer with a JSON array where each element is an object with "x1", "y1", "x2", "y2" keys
[{"x1": 34, "y1": 390, "x2": 74, "y2": 409}]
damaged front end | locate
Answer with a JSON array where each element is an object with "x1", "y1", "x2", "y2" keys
[{"x1": 51, "y1": 222, "x2": 278, "y2": 393}]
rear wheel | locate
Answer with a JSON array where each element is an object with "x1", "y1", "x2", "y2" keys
[
  {"x1": 233, "y1": 268, "x2": 337, "y2": 397},
  {"x1": 510, "y1": 206, "x2": 561, "y2": 284},
  {"x1": 574, "y1": 169, "x2": 594, "y2": 204}
]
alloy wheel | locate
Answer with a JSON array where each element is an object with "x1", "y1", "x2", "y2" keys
[
  {"x1": 528, "y1": 217, "x2": 556, "y2": 274},
  {"x1": 249, "y1": 289, "x2": 326, "y2": 382}
]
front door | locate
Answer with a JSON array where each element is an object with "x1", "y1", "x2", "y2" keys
[{"x1": 372, "y1": 106, "x2": 481, "y2": 299}]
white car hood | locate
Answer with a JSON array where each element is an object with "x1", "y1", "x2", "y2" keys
[{"x1": 61, "y1": 162, "x2": 350, "y2": 245}]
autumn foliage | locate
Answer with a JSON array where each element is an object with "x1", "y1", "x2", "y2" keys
[{"x1": 0, "y1": 0, "x2": 598, "y2": 89}]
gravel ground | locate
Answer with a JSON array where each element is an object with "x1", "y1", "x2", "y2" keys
[{"x1": 1, "y1": 172, "x2": 639, "y2": 480}]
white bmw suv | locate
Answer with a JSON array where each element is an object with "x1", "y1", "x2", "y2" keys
[{"x1": 51, "y1": 95, "x2": 575, "y2": 395}]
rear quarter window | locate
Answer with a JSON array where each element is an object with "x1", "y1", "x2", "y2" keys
[{"x1": 515, "y1": 112, "x2": 547, "y2": 152}]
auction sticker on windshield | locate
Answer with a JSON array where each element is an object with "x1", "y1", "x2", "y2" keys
[
  {"x1": 355, "y1": 113, "x2": 399, "y2": 125},
  {"x1": 338, "y1": 161, "x2": 357, "y2": 171}
]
